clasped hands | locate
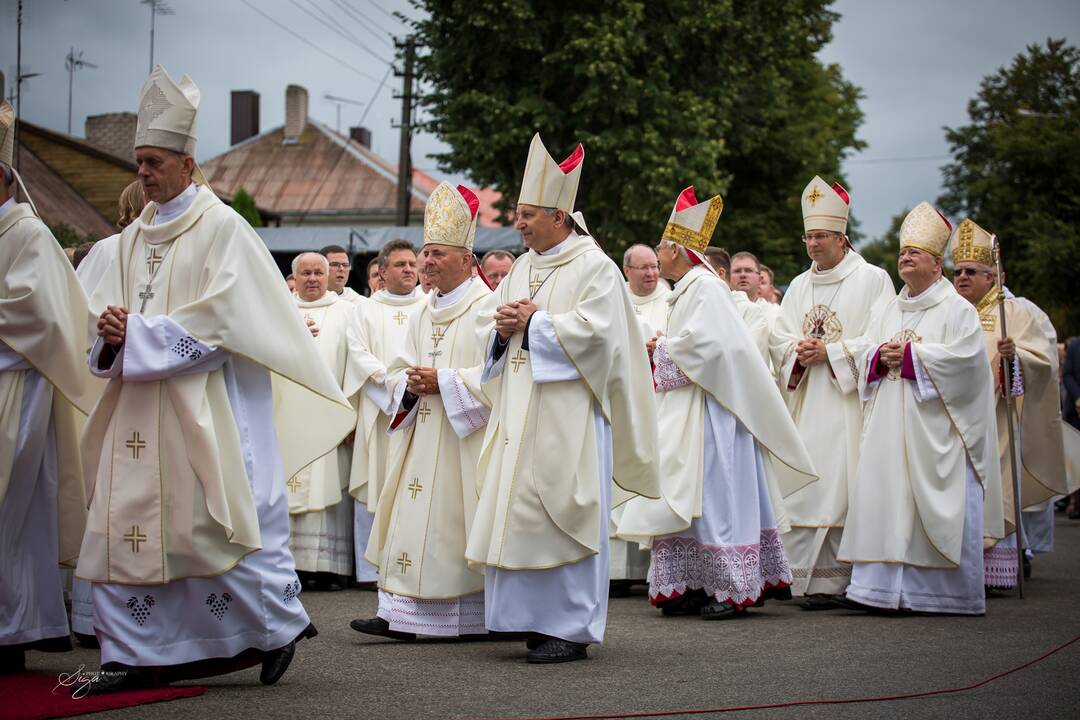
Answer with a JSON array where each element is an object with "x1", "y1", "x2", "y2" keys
[
  {"x1": 796, "y1": 338, "x2": 828, "y2": 367},
  {"x1": 878, "y1": 341, "x2": 905, "y2": 370},
  {"x1": 646, "y1": 331, "x2": 664, "y2": 359},
  {"x1": 494, "y1": 299, "x2": 537, "y2": 340},
  {"x1": 98, "y1": 305, "x2": 129, "y2": 347},
  {"x1": 406, "y1": 366, "x2": 439, "y2": 396}
]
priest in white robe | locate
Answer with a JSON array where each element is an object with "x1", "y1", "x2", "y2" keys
[
  {"x1": 1, "y1": 100, "x2": 96, "y2": 674},
  {"x1": 79, "y1": 67, "x2": 355, "y2": 692},
  {"x1": 321, "y1": 244, "x2": 368, "y2": 306},
  {"x1": 949, "y1": 219, "x2": 1068, "y2": 588},
  {"x1": 837, "y1": 202, "x2": 1004, "y2": 615},
  {"x1": 466, "y1": 134, "x2": 659, "y2": 663},
  {"x1": 346, "y1": 239, "x2": 426, "y2": 585},
  {"x1": 617, "y1": 186, "x2": 817, "y2": 620},
  {"x1": 352, "y1": 182, "x2": 494, "y2": 640},
  {"x1": 286, "y1": 252, "x2": 360, "y2": 589},
  {"x1": 770, "y1": 177, "x2": 895, "y2": 610}
]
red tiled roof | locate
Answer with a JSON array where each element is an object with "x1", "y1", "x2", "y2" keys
[{"x1": 17, "y1": 145, "x2": 115, "y2": 239}]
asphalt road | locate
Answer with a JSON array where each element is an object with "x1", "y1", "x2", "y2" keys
[{"x1": 26, "y1": 515, "x2": 1080, "y2": 719}]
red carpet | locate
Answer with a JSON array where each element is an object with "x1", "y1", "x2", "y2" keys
[{"x1": 1, "y1": 671, "x2": 206, "y2": 720}]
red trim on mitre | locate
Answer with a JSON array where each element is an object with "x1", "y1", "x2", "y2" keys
[
  {"x1": 456, "y1": 184, "x2": 480, "y2": 219},
  {"x1": 558, "y1": 144, "x2": 584, "y2": 174},
  {"x1": 831, "y1": 182, "x2": 850, "y2": 205},
  {"x1": 936, "y1": 208, "x2": 953, "y2": 232},
  {"x1": 675, "y1": 185, "x2": 698, "y2": 212}
]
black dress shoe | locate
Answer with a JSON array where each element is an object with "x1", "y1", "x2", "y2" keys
[
  {"x1": 831, "y1": 594, "x2": 888, "y2": 613},
  {"x1": 526, "y1": 638, "x2": 588, "y2": 664},
  {"x1": 525, "y1": 634, "x2": 549, "y2": 650},
  {"x1": 1022, "y1": 554, "x2": 1032, "y2": 579},
  {"x1": 799, "y1": 593, "x2": 842, "y2": 611},
  {"x1": 700, "y1": 600, "x2": 747, "y2": 620},
  {"x1": 84, "y1": 668, "x2": 160, "y2": 695},
  {"x1": 0, "y1": 647, "x2": 25, "y2": 675},
  {"x1": 761, "y1": 585, "x2": 793, "y2": 602},
  {"x1": 349, "y1": 617, "x2": 416, "y2": 642},
  {"x1": 658, "y1": 589, "x2": 709, "y2": 616},
  {"x1": 74, "y1": 632, "x2": 100, "y2": 649},
  {"x1": 259, "y1": 641, "x2": 295, "y2": 686},
  {"x1": 609, "y1": 580, "x2": 634, "y2": 598}
]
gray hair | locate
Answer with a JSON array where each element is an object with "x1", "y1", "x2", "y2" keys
[
  {"x1": 542, "y1": 207, "x2": 578, "y2": 234},
  {"x1": 659, "y1": 239, "x2": 690, "y2": 262},
  {"x1": 623, "y1": 243, "x2": 657, "y2": 267},
  {"x1": 291, "y1": 251, "x2": 329, "y2": 276}
]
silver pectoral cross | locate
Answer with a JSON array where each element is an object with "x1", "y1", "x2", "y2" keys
[
  {"x1": 138, "y1": 283, "x2": 154, "y2": 312},
  {"x1": 427, "y1": 348, "x2": 443, "y2": 364}
]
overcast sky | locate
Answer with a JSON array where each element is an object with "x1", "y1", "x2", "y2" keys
[{"x1": 2, "y1": 0, "x2": 1077, "y2": 240}]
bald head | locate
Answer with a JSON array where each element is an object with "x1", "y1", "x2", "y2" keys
[{"x1": 623, "y1": 244, "x2": 661, "y2": 296}]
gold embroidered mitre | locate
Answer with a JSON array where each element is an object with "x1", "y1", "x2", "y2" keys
[
  {"x1": 899, "y1": 201, "x2": 952, "y2": 257},
  {"x1": 949, "y1": 218, "x2": 994, "y2": 267},
  {"x1": 802, "y1": 175, "x2": 850, "y2": 234},
  {"x1": 518, "y1": 133, "x2": 584, "y2": 213},
  {"x1": 0, "y1": 100, "x2": 13, "y2": 167},
  {"x1": 423, "y1": 181, "x2": 479, "y2": 251},
  {"x1": 662, "y1": 185, "x2": 723, "y2": 254}
]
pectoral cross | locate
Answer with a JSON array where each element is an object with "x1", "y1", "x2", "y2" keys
[
  {"x1": 510, "y1": 350, "x2": 527, "y2": 372},
  {"x1": 396, "y1": 552, "x2": 412, "y2": 574},
  {"x1": 407, "y1": 478, "x2": 423, "y2": 499},
  {"x1": 427, "y1": 348, "x2": 443, "y2": 364},
  {"x1": 126, "y1": 431, "x2": 147, "y2": 459},
  {"x1": 392, "y1": 311, "x2": 408, "y2": 326},
  {"x1": 418, "y1": 403, "x2": 431, "y2": 423},
  {"x1": 138, "y1": 284, "x2": 154, "y2": 310},
  {"x1": 287, "y1": 477, "x2": 301, "y2": 492},
  {"x1": 146, "y1": 247, "x2": 165, "y2": 274},
  {"x1": 123, "y1": 525, "x2": 147, "y2": 553}
]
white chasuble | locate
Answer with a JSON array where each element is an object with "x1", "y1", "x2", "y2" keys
[
  {"x1": 617, "y1": 267, "x2": 817, "y2": 544},
  {"x1": 79, "y1": 186, "x2": 355, "y2": 586},
  {"x1": 339, "y1": 286, "x2": 368, "y2": 306},
  {"x1": 345, "y1": 287, "x2": 427, "y2": 511},
  {"x1": 769, "y1": 252, "x2": 894, "y2": 594},
  {"x1": 466, "y1": 232, "x2": 660, "y2": 573},
  {"x1": 629, "y1": 283, "x2": 671, "y2": 339},
  {"x1": 731, "y1": 290, "x2": 770, "y2": 363},
  {"x1": 838, "y1": 277, "x2": 1004, "y2": 572},
  {"x1": 367, "y1": 277, "x2": 493, "y2": 602}
]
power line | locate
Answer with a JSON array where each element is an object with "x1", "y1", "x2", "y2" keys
[
  {"x1": 239, "y1": 0, "x2": 383, "y2": 83},
  {"x1": 328, "y1": 0, "x2": 396, "y2": 49},
  {"x1": 290, "y1": 0, "x2": 393, "y2": 67},
  {"x1": 361, "y1": 0, "x2": 410, "y2": 28}
]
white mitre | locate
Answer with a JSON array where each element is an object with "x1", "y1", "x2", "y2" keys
[
  {"x1": 0, "y1": 99, "x2": 38, "y2": 215},
  {"x1": 135, "y1": 65, "x2": 210, "y2": 187},
  {"x1": 899, "y1": 201, "x2": 952, "y2": 257},
  {"x1": 518, "y1": 132, "x2": 583, "y2": 212},
  {"x1": 571, "y1": 210, "x2": 589, "y2": 236},
  {"x1": 801, "y1": 175, "x2": 850, "y2": 234},
  {"x1": 423, "y1": 181, "x2": 479, "y2": 251},
  {"x1": 662, "y1": 185, "x2": 723, "y2": 266}
]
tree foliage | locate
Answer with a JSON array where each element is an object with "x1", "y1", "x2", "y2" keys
[
  {"x1": 410, "y1": 0, "x2": 864, "y2": 282},
  {"x1": 938, "y1": 38, "x2": 1080, "y2": 337},
  {"x1": 857, "y1": 210, "x2": 903, "y2": 289},
  {"x1": 231, "y1": 187, "x2": 264, "y2": 228}
]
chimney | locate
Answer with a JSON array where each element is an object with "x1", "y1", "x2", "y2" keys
[
  {"x1": 85, "y1": 112, "x2": 138, "y2": 160},
  {"x1": 283, "y1": 85, "x2": 308, "y2": 145},
  {"x1": 231, "y1": 90, "x2": 260, "y2": 145},
  {"x1": 349, "y1": 126, "x2": 372, "y2": 149}
]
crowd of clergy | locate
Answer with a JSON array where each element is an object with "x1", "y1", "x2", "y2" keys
[{"x1": 2, "y1": 65, "x2": 1078, "y2": 695}]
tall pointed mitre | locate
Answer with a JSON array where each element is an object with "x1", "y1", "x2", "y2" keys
[
  {"x1": 518, "y1": 133, "x2": 584, "y2": 212},
  {"x1": 571, "y1": 210, "x2": 590, "y2": 236},
  {"x1": 423, "y1": 181, "x2": 479, "y2": 251},
  {"x1": 134, "y1": 65, "x2": 210, "y2": 187},
  {"x1": 949, "y1": 217, "x2": 994, "y2": 267},
  {"x1": 0, "y1": 99, "x2": 13, "y2": 167},
  {"x1": 802, "y1": 175, "x2": 850, "y2": 234},
  {"x1": 899, "y1": 201, "x2": 952, "y2": 257},
  {"x1": 662, "y1": 185, "x2": 724, "y2": 263}
]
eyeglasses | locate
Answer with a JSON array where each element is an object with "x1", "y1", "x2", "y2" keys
[
  {"x1": 802, "y1": 232, "x2": 839, "y2": 243},
  {"x1": 953, "y1": 268, "x2": 992, "y2": 278},
  {"x1": 627, "y1": 264, "x2": 660, "y2": 272},
  {"x1": 328, "y1": 262, "x2": 351, "y2": 270}
]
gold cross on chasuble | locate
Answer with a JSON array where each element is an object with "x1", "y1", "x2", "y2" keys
[
  {"x1": 392, "y1": 311, "x2": 408, "y2": 326},
  {"x1": 123, "y1": 525, "x2": 147, "y2": 553},
  {"x1": 418, "y1": 403, "x2": 431, "y2": 422},
  {"x1": 146, "y1": 247, "x2": 165, "y2": 274},
  {"x1": 407, "y1": 478, "x2": 423, "y2": 499},
  {"x1": 397, "y1": 552, "x2": 412, "y2": 574},
  {"x1": 806, "y1": 186, "x2": 824, "y2": 207},
  {"x1": 286, "y1": 477, "x2": 301, "y2": 492},
  {"x1": 510, "y1": 350, "x2": 527, "y2": 372},
  {"x1": 529, "y1": 274, "x2": 544, "y2": 295},
  {"x1": 126, "y1": 431, "x2": 147, "y2": 459},
  {"x1": 430, "y1": 327, "x2": 445, "y2": 347}
]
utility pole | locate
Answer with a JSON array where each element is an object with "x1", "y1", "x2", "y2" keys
[
  {"x1": 15, "y1": 0, "x2": 22, "y2": 175},
  {"x1": 66, "y1": 48, "x2": 98, "y2": 135},
  {"x1": 394, "y1": 37, "x2": 416, "y2": 227},
  {"x1": 142, "y1": 0, "x2": 175, "y2": 73}
]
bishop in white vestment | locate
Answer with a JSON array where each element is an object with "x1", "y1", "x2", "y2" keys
[
  {"x1": 286, "y1": 253, "x2": 361, "y2": 586},
  {"x1": 617, "y1": 187, "x2": 817, "y2": 620},
  {"x1": 466, "y1": 135, "x2": 659, "y2": 663},
  {"x1": 79, "y1": 68, "x2": 354, "y2": 690},
  {"x1": 353, "y1": 183, "x2": 494, "y2": 640},
  {"x1": 838, "y1": 203, "x2": 1003, "y2": 615},
  {"x1": 770, "y1": 178, "x2": 895, "y2": 608},
  {"x1": 1, "y1": 100, "x2": 96, "y2": 672},
  {"x1": 346, "y1": 239, "x2": 426, "y2": 584}
]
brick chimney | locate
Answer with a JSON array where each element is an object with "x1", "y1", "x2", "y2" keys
[
  {"x1": 85, "y1": 112, "x2": 138, "y2": 160},
  {"x1": 283, "y1": 85, "x2": 308, "y2": 145},
  {"x1": 349, "y1": 126, "x2": 372, "y2": 149},
  {"x1": 231, "y1": 90, "x2": 260, "y2": 145}
]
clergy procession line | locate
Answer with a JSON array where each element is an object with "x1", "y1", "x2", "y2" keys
[{"x1": 1, "y1": 65, "x2": 1077, "y2": 697}]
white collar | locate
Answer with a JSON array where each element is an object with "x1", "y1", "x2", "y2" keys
[
  {"x1": 0, "y1": 197, "x2": 14, "y2": 219},
  {"x1": 539, "y1": 231, "x2": 577, "y2": 256},
  {"x1": 154, "y1": 183, "x2": 198, "y2": 225},
  {"x1": 434, "y1": 277, "x2": 474, "y2": 309}
]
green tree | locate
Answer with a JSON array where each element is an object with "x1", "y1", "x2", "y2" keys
[
  {"x1": 48, "y1": 222, "x2": 95, "y2": 248},
  {"x1": 857, "y1": 209, "x2": 903, "y2": 289},
  {"x1": 938, "y1": 38, "x2": 1080, "y2": 335},
  {"x1": 410, "y1": 0, "x2": 864, "y2": 282},
  {"x1": 231, "y1": 187, "x2": 263, "y2": 228}
]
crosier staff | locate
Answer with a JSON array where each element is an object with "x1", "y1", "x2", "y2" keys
[{"x1": 993, "y1": 234, "x2": 1024, "y2": 598}]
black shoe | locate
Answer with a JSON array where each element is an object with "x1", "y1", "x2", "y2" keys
[
  {"x1": 349, "y1": 617, "x2": 417, "y2": 642},
  {"x1": 761, "y1": 585, "x2": 793, "y2": 602},
  {"x1": 658, "y1": 589, "x2": 709, "y2": 617},
  {"x1": 609, "y1": 580, "x2": 634, "y2": 598},
  {"x1": 525, "y1": 634, "x2": 549, "y2": 650},
  {"x1": 1022, "y1": 554, "x2": 1032, "y2": 579},
  {"x1": 799, "y1": 593, "x2": 842, "y2": 611},
  {"x1": 259, "y1": 641, "x2": 295, "y2": 686},
  {"x1": 354, "y1": 581, "x2": 378, "y2": 592},
  {"x1": 313, "y1": 572, "x2": 345, "y2": 592},
  {"x1": 526, "y1": 638, "x2": 588, "y2": 664},
  {"x1": 84, "y1": 668, "x2": 160, "y2": 695},
  {"x1": 700, "y1": 600, "x2": 747, "y2": 620},
  {"x1": 74, "y1": 632, "x2": 100, "y2": 649},
  {"x1": 0, "y1": 647, "x2": 25, "y2": 675},
  {"x1": 831, "y1": 594, "x2": 888, "y2": 613}
]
